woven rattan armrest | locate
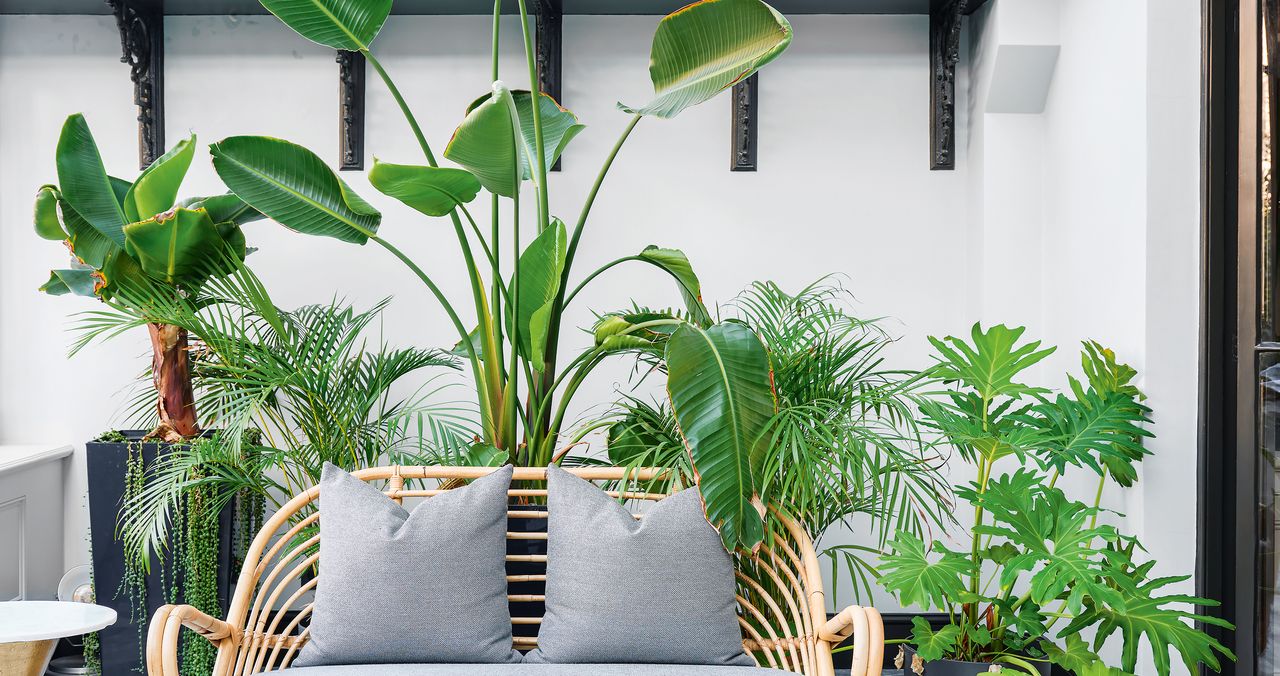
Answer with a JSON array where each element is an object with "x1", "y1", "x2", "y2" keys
[{"x1": 146, "y1": 604, "x2": 238, "y2": 676}]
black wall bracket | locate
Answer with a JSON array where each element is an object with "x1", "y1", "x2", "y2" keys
[
  {"x1": 107, "y1": 0, "x2": 164, "y2": 170},
  {"x1": 929, "y1": 0, "x2": 968, "y2": 170},
  {"x1": 730, "y1": 73, "x2": 759, "y2": 171},
  {"x1": 536, "y1": 0, "x2": 563, "y2": 171},
  {"x1": 337, "y1": 50, "x2": 366, "y2": 171}
]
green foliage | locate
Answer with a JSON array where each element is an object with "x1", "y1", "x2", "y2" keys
[
  {"x1": 443, "y1": 85, "x2": 522, "y2": 198},
  {"x1": 911, "y1": 616, "x2": 961, "y2": 662},
  {"x1": 210, "y1": 136, "x2": 380, "y2": 244},
  {"x1": 509, "y1": 220, "x2": 567, "y2": 372},
  {"x1": 620, "y1": 0, "x2": 793, "y2": 119},
  {"x1": 258, "y1": 0, "x2": 391, "y2": 51},
  {"x1": 879, "y1": 532, "x2": 968, "y2": 610},
  {"x1": 107, "y1": 265, "x2": 467, "y2": 567},
  {"x1": 666, "y1": 321, "x2": 775, "y2": 551},
  {"x1": 368, "y1": 160, "x2": 481, "y2": 217},
  {"x1": 879, "y1": 325, "x2": 1234, "y2": 674},
  {"x1": 601, "y1": 281, "x2": 948, "y2": 593}
]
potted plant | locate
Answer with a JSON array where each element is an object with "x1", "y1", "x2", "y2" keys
[
  {"x1": 34, "y1": 113, "x2": 259, "y2": 674},
  {"x1": 878, "y1": 324, "x2": 1234, "y2": 676}
]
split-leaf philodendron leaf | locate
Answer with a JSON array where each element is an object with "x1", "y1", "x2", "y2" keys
[
  {"x1": 211, "y1": 136, "x2": 381, "y2": 244},
  {"x1": 620, "y1": 0, "x2": 792, "y2": 119},
  {"x1": 665, "y1": 321, "x2": 775, "y2": 551}
]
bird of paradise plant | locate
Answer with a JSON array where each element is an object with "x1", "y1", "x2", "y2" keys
[{"x1": 210, "y1": 0, "x2": 792, "y2": 550}]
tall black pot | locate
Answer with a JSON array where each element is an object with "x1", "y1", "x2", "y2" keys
[
  {"x1": 86, "y1": 431, "x2": 236, "y2": 675},
  {"x1": 505, "y1": 501, "x2": 547, "y2": 644}
]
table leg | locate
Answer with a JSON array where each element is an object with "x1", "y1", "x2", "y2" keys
[{"x1": 0, "y1": 638, "x2": 57, "y2": 676}]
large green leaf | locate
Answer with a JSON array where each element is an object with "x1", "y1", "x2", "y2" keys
[
  {"x1": 444, "y1": 86, "x2": 521, "y2": 198},
  {"x1": 929, "y1": 324, "x2": 1056, "y2": 403},
  {"x1": 638, "y1": 246, "x2": 711, "y2": 326},
  {"x1": 1063, "y1": 564, "x2": 1234, "y2": 676},
  {"x1": 910, "y1": 616, "x2": 961, "y2": 662},
  {"x1": 368, "y1": 160, "x2": 482, "y2": 217},
  {"x1": 62, "y1": 197, "x2": 119, "y2": 269},
  {"x1": 1033, "y1": 389, "x2": 1153, "y2": 482},
  {"x1": 124, "y1": 207, "x2": 242, "y2": 286},
  {"x1": 259, "y1": 0, "x2": 391, "y2": 50},
  {"x1": 124, "y1": 133, "x2": 195, "y2": 222},
  {"x1": 509, "y1": 219, "x2": 567, "y2": 372},
  {"x1": 39, "y1": 267, "x2": 98, "y2": 297},
  {"x1": 180, "y1": 193, "x2": 267, "y2": 227},
  {"x1": 879, "y1": 531, "x2": 970, "y2": 611},
  {"x1": 965, "y1": 472, "x2": 1121, "y2": 613},
  {"x1": 33, "y1": 185, "x2": 67, "y2": 241},
  {"x1": 620, "y1": 0, "x2": 792, "y2": 119},
  {"x1": 210, "y1": 136, "x2": 381, "y2": 244},
  {"x1": 665, "y1": 321, "x2": 775, "y2": 551},
  {"x1": 56, "y1": 114, "x2": 127, "y2": 247},
  {"x1": 512, "y1": 90, "x2": 584, "y2": 178}
]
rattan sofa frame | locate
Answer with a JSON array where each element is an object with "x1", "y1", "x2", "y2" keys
[{"x1": 145, "y1": 465, "x2": 886, "y2": 676}]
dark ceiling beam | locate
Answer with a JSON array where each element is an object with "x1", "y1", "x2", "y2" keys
[{"x1": 107, "y1": 0, "x2": 164, "y2": 170}]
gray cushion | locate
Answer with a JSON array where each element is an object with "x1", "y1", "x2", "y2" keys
[
  {"x1": 524, "y1": 465, "x2": 753, "y2": 666},
  {"x1": 278, "y1": 665, "x2": 777, "y2": 675},
  {"x1": 292, "y1": 464, "x2": 521, "y2": 667}
]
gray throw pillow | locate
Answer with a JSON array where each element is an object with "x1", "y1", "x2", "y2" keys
[
  {"x1": 292, "y1": 463, "x2": 521, "y2": 667},
  {"x1": 524, "y1": 465, "x2": 753, "y2": 666}
]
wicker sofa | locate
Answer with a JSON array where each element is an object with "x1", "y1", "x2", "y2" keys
[{"x1": 144, "y1": 466, "x2": 887, "y2": 676}]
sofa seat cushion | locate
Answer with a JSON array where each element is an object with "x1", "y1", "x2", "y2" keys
[{"x1": 277, "y1": 665, "x2": 780, "y2": 675}]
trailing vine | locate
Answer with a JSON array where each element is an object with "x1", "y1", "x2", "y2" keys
[
  {"x1": 84, "y1": 525, "x2": 102, "y2": 676},
  {"x1": 120, "y1": 440, "x2": 148, "y2": 671},
  {"x1": 180, "y1": 461, "x2": 219, "y2": 676}
]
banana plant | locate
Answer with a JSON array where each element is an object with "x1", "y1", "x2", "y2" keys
[
  {"x1": 35, "y1": 114, "x2": 260, "y2": 441},
  {"x1": 209, "y1": 0, "x2": 791, "y2": 550}
]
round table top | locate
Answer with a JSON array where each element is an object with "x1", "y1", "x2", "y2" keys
[{"x1": 0, "y1": 601, "x2": 116, "y2": 643}]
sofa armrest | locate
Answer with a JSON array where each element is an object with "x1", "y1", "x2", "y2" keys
[
  {"x1": 820, "y1": 605, "x2": 884, "y2": 676},
  {"x1": 146, "y1": 604, "x2": 237, "y2": 676}
]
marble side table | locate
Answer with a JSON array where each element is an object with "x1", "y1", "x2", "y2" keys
[{"x1": 0, "y1": 601, "x2": 116, "y2": 676}]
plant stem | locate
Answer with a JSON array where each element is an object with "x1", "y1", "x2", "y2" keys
[
  {"x1": 363, "y1": 50, "x2": 438, "y2": 166},
  {"x1": 364, "y1": 46, "x2": 502, "y2": 443},
  {"x1": 562, "y1": 256, "x2": 641, "y2": 308},
  {"x1": 372, "y1": 236, "x2": 493, "y2": 439},
  {"x1": 534, "y1": 114, "x2": 644, "y2": 448},
  {"x1": 565, "y1": 114, "x2": 642, "y2": 275},
  {"x1": 517, "y1": 0, "x2": 549, "y2": 231}
]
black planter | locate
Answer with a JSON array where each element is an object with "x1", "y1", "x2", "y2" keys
[
  {"x1": 505, "y1": 501, "x2": 547, "y2": 644},
  {"x1": 899, "y1": 647, "x2": 1051, "y2": 676},
  {"x1": 86, "y1": 431, "x2": 236, "y2": 675}
]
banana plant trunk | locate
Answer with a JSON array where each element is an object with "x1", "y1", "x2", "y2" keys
[{"x1": 147, "y1": 322, "x2": 199, "y2": 442}]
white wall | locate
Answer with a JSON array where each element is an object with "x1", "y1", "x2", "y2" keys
[{"x1": 0, "y1": 5, "x2": 1206, "y2": 669}]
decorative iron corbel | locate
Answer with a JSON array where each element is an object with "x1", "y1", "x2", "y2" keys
[
  {"x1": 536, "y1": 0, "x2": 563, "y2": 171},
  {"x1": 730, "y1": 73, "x2": 759, "y2": 172},
  {"x1": 107, "y1": 0, "x2": 164, "y2": 170},
  {"x1": 337, "y1": 50, "x2": 366, "y2": 171},
  {"x1": 929, "y1": 0, "x2": 967, "y2": 170}
]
